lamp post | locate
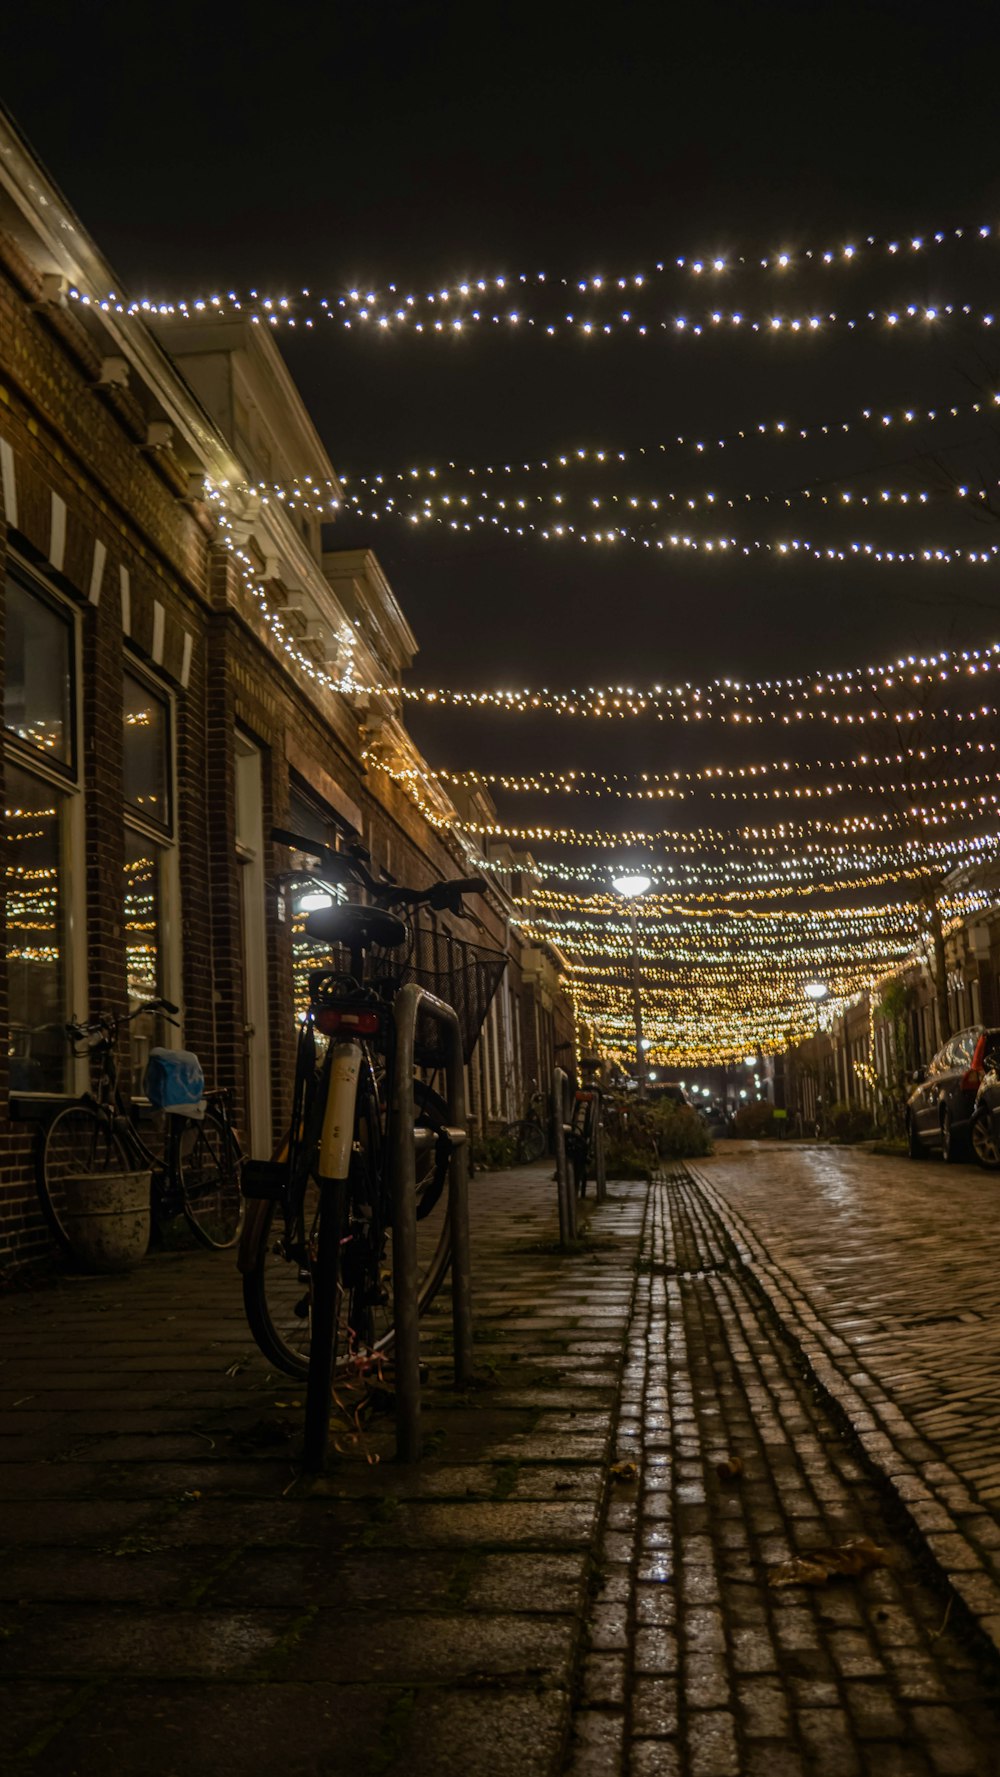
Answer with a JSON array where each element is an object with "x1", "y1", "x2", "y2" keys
[
  {"x1": 612, "y1": 872, "x2": 651, "y2": 1097},
  {"x1": 804, "y1": 981, "x2": 829, "y2": 1132}
]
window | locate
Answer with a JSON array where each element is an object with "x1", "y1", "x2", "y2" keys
[
  {"x1": 123, "y1": 670, "x2": 170, "y2": 832},
  {"x1": 123, "y1": 665, "x2": 177, "y2": 1092},
  {"x1": 288, "y1": 784, "x2": 347, "y2": 1029},
  {"x1": 4, "y1": 566, "x2": 82, "y2": 1095},
  {"x1": 4, "y1": 575, "x2": 74, "y2": 770}
]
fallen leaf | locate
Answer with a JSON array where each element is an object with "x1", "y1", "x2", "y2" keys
[
  {"x1": 715, "y1": 1455, "x2": 744, "y2": 1483},
  {"x1": 609, "y1": 1460, "x2": 638, "y2": 1484},
  {"x1": 768, "y1": 1536, "x2": 889, "y2": 1589}
]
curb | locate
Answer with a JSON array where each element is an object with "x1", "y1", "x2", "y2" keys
[{"x1": 686, "y1": 1161, "x2": 1000, "y2": 1665}]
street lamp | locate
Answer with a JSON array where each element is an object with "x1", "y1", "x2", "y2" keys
[{"x1": 612, "y1": 871, "x2": 652, "y2": 1096}]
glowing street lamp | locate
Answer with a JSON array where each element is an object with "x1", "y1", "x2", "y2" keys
[
  {"x1": 804, "y1": 981, "x2": 829, "y2": 1038},
  {"x1": 612, "y1": 871, "x2": 652, "y2": 1095}
]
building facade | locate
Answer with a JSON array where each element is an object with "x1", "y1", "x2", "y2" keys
[{"x1": 0, "y1": 114, "x2": 574, "y2": 1271}]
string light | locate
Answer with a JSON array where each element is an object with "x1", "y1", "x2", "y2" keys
[
  {"x1": 391, "y1": 641, "x2": 1000, "y2": 723},
  {"x1": 338, "y1": 390, "x2": 998, "y2": 487},
  {"x1": 428, "y1": 740, "x2": 1000, "y2": 802},
  {"x1": 66, "y1": 213, "x2": 1000, "y2": 341}
]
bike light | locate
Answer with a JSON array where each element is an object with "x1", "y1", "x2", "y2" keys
[{"x1": 315, "y1": 1007, "x2": 380, "y2": 1036}]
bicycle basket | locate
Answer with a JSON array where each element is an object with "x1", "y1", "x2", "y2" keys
[{"x1": 372, "y1": 942, "x2": 507, "y2": 1067}]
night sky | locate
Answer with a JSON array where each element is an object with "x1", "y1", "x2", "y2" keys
[{"x1": 5, "y1": 2, "x2": 1000, "y2": 1056}]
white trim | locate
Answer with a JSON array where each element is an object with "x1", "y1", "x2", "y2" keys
[
  {"x1": 4, "y1": 582, "x2": 87, "y2": 1097},
  {"x1": 49, "y1": 492, "x2": 66, "y2": 574},
  {"x1": 180, "y1": 630, "x2": 193, "y2": 689},
  {"x1": 88, "y1": 538, "x2": 106, "y2": 605},
  {"x1": 0, "y1": 438, "x2": 17, "y2": 529},
  {"x1": 119, "y1": 564, "x2": 131, "y2": 633},
  {"x1": 235, "y1": 730, "x2": 273, "y2": 1158},
  {"x1": 151, "y1": 599, "x2": 165, "y2": 664}
]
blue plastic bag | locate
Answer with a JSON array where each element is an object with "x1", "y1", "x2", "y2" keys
[{"x1": 145, "y1": 1047, "x2": 206, "y2": 1118}]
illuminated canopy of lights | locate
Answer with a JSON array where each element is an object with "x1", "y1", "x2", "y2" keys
[{"x1": 170, "y1": 225, "x2": 1000, "y2": 1070}]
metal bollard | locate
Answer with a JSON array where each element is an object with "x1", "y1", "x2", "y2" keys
[
  {"x1": 392, "y1": 983, "x2": 474, "y2": 1461},
  {"x1": 595, "y1": 1094, "x2": 607, "y2": 1202},
  {"x1": 552, "y1": 1066, "x2": 576, "y2": 1245}
]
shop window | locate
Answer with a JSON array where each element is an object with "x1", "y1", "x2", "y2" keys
[
  {"x1": 123, "y1": 664, "x2": 177, "y2": 1092},
  {"x1": 4, "y1": 565, "x2": 82, "y2": 1095}
]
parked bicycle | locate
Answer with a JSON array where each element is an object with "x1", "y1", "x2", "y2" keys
[
  {"x1": 38, "y1": 999, "x2": 244, "y2": 1253},
  {"x1": 239, "y1": 828, "x2": 505, "y2": 1471},
  {"x1": 501, "y1": 1089, "x2": 548, "y2": 1165},
  {"x1": 566, "y1": 1084, "x2": 600, "y2": 1197}
]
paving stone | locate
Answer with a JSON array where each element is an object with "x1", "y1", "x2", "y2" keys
[
  {"x1": 630, "y1": 1674, "x2": 680, "y2": 1736},
  {"x1": 564, "y1": 1708, "x2": 625, "y2": 1776}
]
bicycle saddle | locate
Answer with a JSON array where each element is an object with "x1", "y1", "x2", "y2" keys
[{"x1": 305, "y1": 902, "x2": 408, "y2": 951}]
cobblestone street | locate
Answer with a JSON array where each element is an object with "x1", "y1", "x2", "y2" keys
[
  {"x1": 2, "y1": 1157, "x2": 1000, "y2": 1774},
  {"x1": 692, "y1": 1144, "x2": 1000, "y2": 1663}
]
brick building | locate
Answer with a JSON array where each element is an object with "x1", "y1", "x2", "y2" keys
[
  {"x1": 0, "y1": 111, "x2": 574, "y2": 1270},
  {"x1": 782, "y1": 882, "x2": 1000, "y2": 1133}
]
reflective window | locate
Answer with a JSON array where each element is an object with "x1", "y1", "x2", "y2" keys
[
  {"x1": 123, "y1": 665, "x2": 175, "y2": 1094},
  {"x1": 123, "y1": 671, "x2": 170, "y2": 831},
  {"x1": 288, "y1": 788, "x2": 346, "y2": 1028},
  {"x1": 124, "y1": 827, "x2": 161, "y2": 1008},
  {"x1": 6, "y1": 762, "x2": 68, "y2": 1092},
  {"x1": 4, "y1": 575, "x2": 73, "y2": 769}
]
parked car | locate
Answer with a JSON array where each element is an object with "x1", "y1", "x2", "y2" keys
[
  {"x1": 905, "y1": 1025, "x2": 1000, "y2": 1162},
  {"x1": 647, "y1": 1082, "x2": 692, "y2": 1109},
  {"x1": 971, "y1": 1059, "x2": 1000, "y2": 1169}
]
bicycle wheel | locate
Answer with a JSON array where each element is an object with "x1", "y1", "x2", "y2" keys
[
  {"x1": 175, "y1": 1103, "x2": 245, "y2": 1249},
  {"x1": 572, "y1": 1143, "x2": 588, "y2": 1199},
  {"x1": 242, "y1": 1077, "x2": 453, "y2": 1379},
  {"x1": 38, "y1": 1103, "x2": 135, "y2": 1255},
  {"x1": 506, "y1": 1119, "x2": 546, "y2": 1165}
]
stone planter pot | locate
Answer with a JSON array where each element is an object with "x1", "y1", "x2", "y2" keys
[{"x1": 60, "y1": 1170, "x2": 152, "y2": 1271}]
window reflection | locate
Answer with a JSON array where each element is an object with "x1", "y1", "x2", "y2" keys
[
  {"x1": 124, "y1": 828, "x2": 163, "y2": 1095},
  {"x1": 6, "y1": 762, "x2": 67, "y2": 1092},
  {"x1": 4, "y1": 576, "x2": 73, "y2": 768},
  {"x1": 287, "y1": 790, "x2": 347, "y2": 1034},
  {"x1": 123, "y1": 671, "x2": 170, "y2": 830}
]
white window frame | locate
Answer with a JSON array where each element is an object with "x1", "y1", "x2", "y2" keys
[
  {"x1": 235, "y1": 728, "x2": 273, "y2": 1158},
  {"x1": 4, "y1": 555, "x2": 87, "y2": 1099}
]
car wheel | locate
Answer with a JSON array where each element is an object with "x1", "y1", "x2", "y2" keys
[
  {"x1": 906, "y1": 1115, "x2": 926, "y2": 1160},
  {"x1": 971, "y1": 1113, "x2": 1000, "y2": 1171},
  {"x1": 941, "y1": 1109, "x2": 965, "y2": 1164}
]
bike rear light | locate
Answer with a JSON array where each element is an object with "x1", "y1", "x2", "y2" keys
[{"x1": 315, "y1": 1007, "x2": 380, "y2": 1036}]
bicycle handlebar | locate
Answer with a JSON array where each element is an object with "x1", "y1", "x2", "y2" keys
[
  {"x1": 67, "y1": 998, "x2": 179, "y2": 1044},
  {"x1": 271, "y1": 829, "x2": 487, "y2": 919}
]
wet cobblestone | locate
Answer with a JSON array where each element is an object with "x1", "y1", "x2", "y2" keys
[{"x1": 565, "y1": 1170, "x2": 1000, "y2": 1775}]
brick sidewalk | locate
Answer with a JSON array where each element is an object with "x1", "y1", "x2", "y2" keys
[
  {"x1": 3, "y1": 1162, "x2": 1000, "y2": 1775},
  {"x1": 0, "y1": 1166, "x2": 643, "y2": 1776}
]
